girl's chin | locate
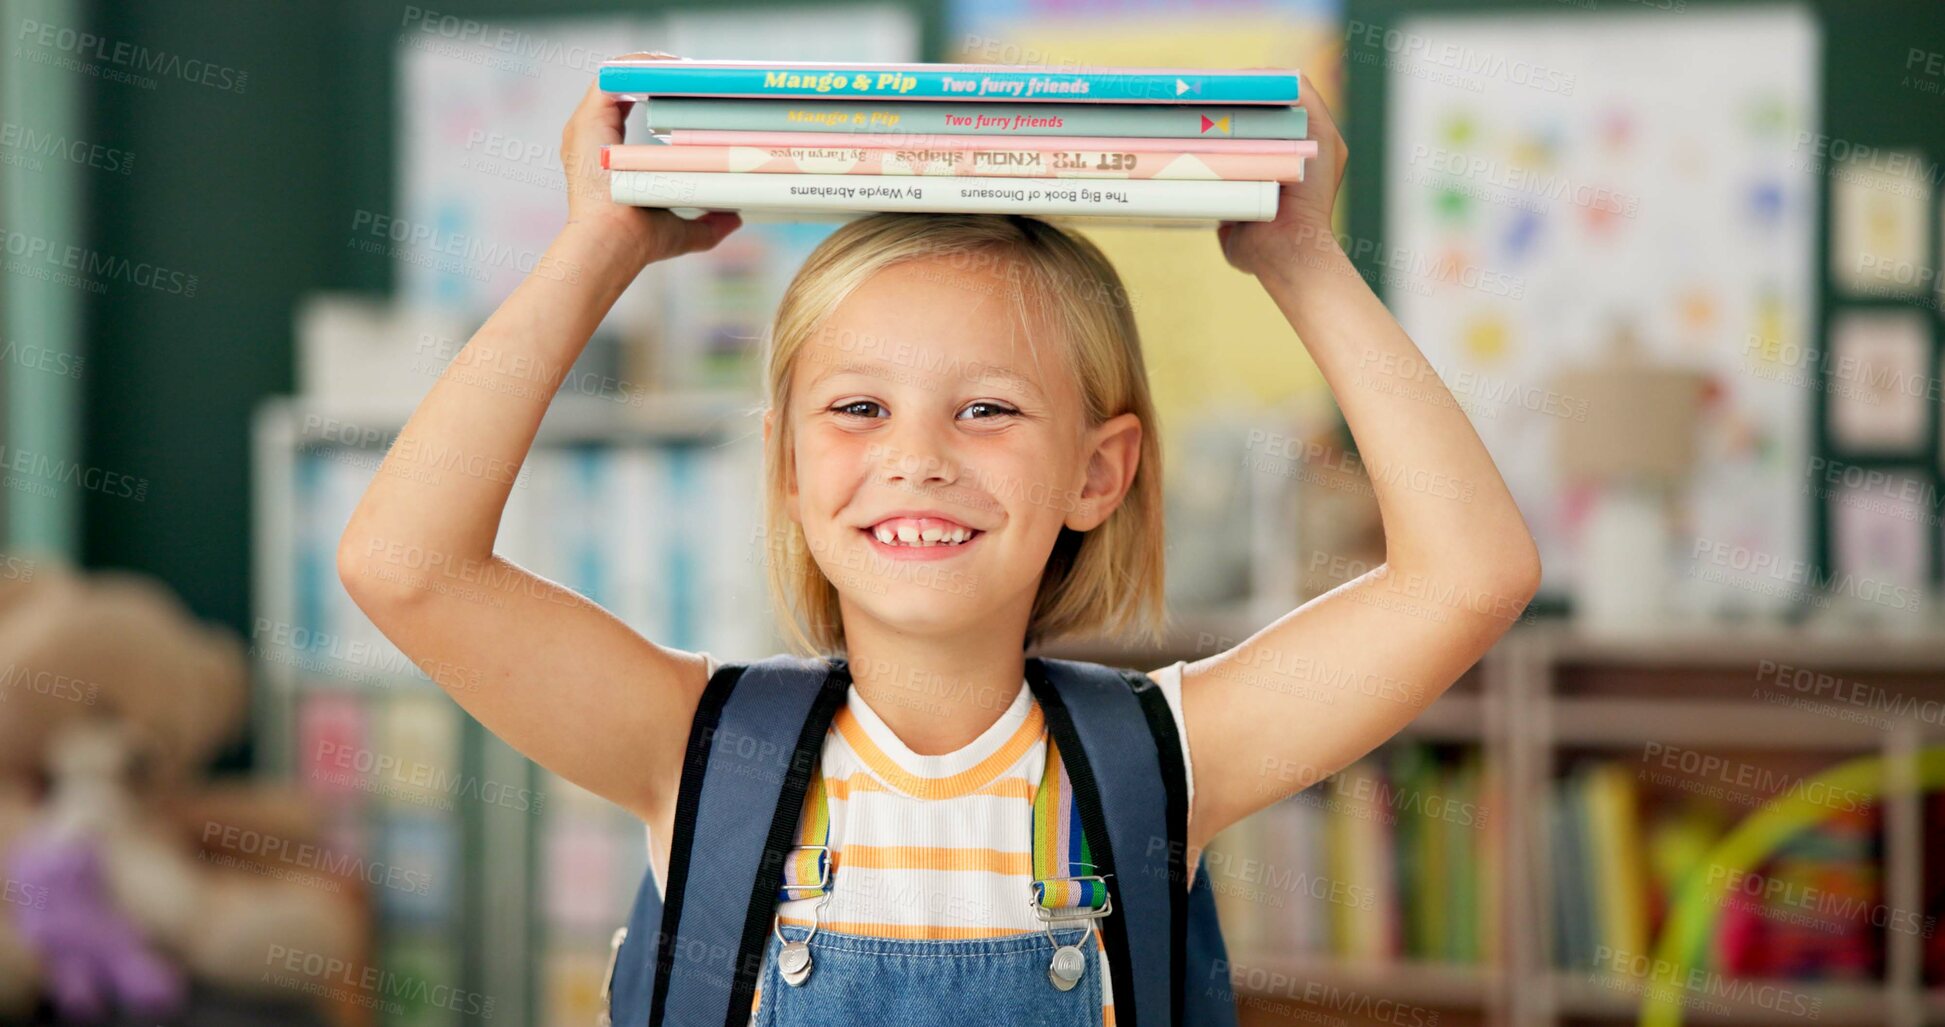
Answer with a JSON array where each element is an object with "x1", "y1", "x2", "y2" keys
[{"x1": 834, "y1": 572, "x2": 985, "y2": 621}]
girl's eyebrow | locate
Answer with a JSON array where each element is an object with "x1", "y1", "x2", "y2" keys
[
  {"x1": 971, "y1": 365, "x2": 1044, "y2": 399},
  {"x1": 807, "y1": 358, "x2": 887, "y2": 387}
]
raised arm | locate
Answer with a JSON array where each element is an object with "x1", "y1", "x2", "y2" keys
[
  {"x1": 1182, "y1": 73, "x2": 1542, "y2": 852},
  {"x1": 337, "y1": 71, "x2": 742, "y2": 823}
]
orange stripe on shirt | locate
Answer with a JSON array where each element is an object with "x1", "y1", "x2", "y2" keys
[{"x1": 833, "y1": 703, "x2": 1044, "y2": 800}]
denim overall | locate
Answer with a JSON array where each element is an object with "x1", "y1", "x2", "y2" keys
[
  {"x1": 745, "y1": 709, "x2": 1115, "y2": 1026},
  {"x1": 603, "y1": 655, "x2": 1238, "y2": 1027},
  {"x1": 751, "y1": 923, "x2": 1104, "y2": 1026}
]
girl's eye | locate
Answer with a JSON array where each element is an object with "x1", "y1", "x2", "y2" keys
[
  {"x1": 958, "y1": 401, "x2": 1019, "y2": 421},
  {"x1": 831, "y1": 400, "x2": 886, "y2": 419}
]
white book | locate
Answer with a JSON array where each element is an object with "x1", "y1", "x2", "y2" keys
[{"x1": 611, "y1": 170, "x2": 1278, "y2": 222}]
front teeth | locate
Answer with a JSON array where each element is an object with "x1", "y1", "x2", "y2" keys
[{"x1": 872, "y1": 523, "x2": 975, "y2": 547}]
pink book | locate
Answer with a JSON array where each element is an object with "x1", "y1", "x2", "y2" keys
[
  {"x1": 664, "y1": 129, "x2": 1311, "y2": 155},
  {"x1": 603, "y1": 143, "x2": 1312, "y2": 181}
]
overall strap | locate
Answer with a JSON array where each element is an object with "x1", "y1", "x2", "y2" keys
[
  {"x1": 1027, "y1": 657, "x2": 1192, "y2": 1027},
  {"x1": 775, "y1": 761, "x2": 833, "y2": 900},
  {"x1": 1029, "y1": 734, "x2": 1109, "y2": 913},
  {"x1": 648, "y1": 653, "x2": 850, "y2": 1027}
]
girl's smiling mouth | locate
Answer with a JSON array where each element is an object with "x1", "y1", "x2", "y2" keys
[{"x1": 859, "y1": 513, "x2": 985, "y2": 560}]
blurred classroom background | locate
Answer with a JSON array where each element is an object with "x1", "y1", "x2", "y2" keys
[{"x1": 3, "y1": 0, "x2": 1945, "y2": 1024}]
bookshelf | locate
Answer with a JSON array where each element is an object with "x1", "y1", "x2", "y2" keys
[
  {"x1": 1050, "y1": 623, "x2": 1945, "y2": 1027},
  {"x1": 250, "y1": 394, "x2": 779, "y2": 1027}
]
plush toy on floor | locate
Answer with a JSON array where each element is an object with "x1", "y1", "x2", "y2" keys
[
  {"x1": 0, "y1": 564, "x2": 363, "y2": 1024},
  {"x1": 9, "y1": 722, "x2": 188, "y2": 1020}
]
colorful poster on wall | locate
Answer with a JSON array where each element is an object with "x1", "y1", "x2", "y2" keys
[
  {"x1": 1382, "y1": 6, "x2": 1820, "y2": 613},
  {"x1": 1829, "y1": 149, "x2": 1931, "y2": 297},
  {"x1": 1829, "y1": 469, "x2": 1929, "y2": 615},
  {"x1": 1826, "y1": 309, "x2": 1929, "y2": 452}
]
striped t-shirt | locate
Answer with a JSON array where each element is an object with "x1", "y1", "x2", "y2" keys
[{"x1": 656, "y1": 655, "x2": 1197, "y2": 1026}]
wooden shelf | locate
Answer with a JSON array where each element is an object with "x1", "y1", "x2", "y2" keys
[
  {"x1": 1231, "y1": 954, "x2": 1498, "y2": 1008},
  {"x1": 1550, "y1": 972, "x2": 1889, "y2": 1025},
  {"x1": 1550, "y1": 697, "x2": 1894, "y2": 750},
  {"x1": 1525, "y1": 620, "x2": 1945, "y2": 672}
]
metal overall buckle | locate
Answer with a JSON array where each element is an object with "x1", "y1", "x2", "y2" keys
[
  {"x1": 773, "y1": 844, "x2": 835, "y2": 988},
  {"x1": 1028, "y1": 870, "x2": 1113, "y2": 992}
]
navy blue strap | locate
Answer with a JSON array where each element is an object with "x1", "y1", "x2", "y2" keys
[
  {"x1": 609, "y1": 659, "x2": 752, "y2": 1025},
  {"x1": 641, "y1": 654, "x2": 849, "y2": 1027},
  {"x1": 1028, "y1": 657, "x2": 1190, "y2": 1027},
  {"x1": 1186, "y1": 859, "x2": 1240, "y2": 1026}
]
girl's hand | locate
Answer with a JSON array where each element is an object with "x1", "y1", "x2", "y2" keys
[
  {"x1": 562, "y1": 51, "x2": 741, "y2": 268},
  {"x1": 1217, "y1": 71, "x2": 1347, "y2": 281}
]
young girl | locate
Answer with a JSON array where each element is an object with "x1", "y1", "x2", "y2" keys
[{"x1": 340, "y1": 55, "x2": 1539, "y2": 1023}]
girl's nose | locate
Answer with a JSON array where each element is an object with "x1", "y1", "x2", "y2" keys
[{"x1": 876, "y1": 425, "x2": 960, "y2": 486}]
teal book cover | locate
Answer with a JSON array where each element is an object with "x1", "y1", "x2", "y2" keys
[{"x1": 601, "y1": 60, "x2": 1300, "y2": 104}]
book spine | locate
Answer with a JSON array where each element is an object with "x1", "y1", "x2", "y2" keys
[
  {"x1": 643, "y1": 98, "x2": 1307, "y2": 139},
  {"x1": 664, "y1": 130, "x2": 1311, "y2": 156},
  {"x1": 610, "y1": 171, "x2": 1279, "y2": 221},
  {"x1": 604, "y1": 144, "x2": 1306, "y2": 181},
  {"x1": 600, "y1": 66, "x2": 1299, "y2": 104}
]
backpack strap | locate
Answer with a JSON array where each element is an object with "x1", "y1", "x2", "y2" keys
[
  {"x1": 609, "y1": 653, "x2": 849, "y2": 1027},
  {"x1": 1026, "y1": 656, "x2": 1192, "y2": 1027}
]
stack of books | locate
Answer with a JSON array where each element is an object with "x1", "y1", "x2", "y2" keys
[{"x1": 598, "y1": 58, "x2": 1317, "y2": 225}]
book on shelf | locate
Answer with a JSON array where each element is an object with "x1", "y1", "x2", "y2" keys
[
  {"x1": 610, "y1": 170, "x2": 1280, "y2": 221},
  {"x1": 1551, "y1": 755, "x2": 1887, "y2": 982},
  {"x1": 603, "y1": 142, "x2": 1314, "y2": 181},
  {"x1": 599, "y1": 59, "x2": 1301, "y2": 104},
  {"x1": 1923, "y1": 793, "x2": 1945, "y2": 986},
  {"x1": 641, "y1": 97, "x2": 1308, "y2": 139},
  {"x1": 1208, "y1": 742, "x2": 1494, "y2": 968}
]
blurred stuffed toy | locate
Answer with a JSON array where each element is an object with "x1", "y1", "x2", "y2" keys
[{"x1": 0, "y1": 563, "x2": 363, "y2": 1024}]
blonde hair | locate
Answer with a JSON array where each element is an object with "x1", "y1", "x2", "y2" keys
[{"x1": 759, "y1": 214, "x2": 1166, "y2": 657}]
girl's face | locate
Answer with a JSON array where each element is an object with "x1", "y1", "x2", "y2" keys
[{"x1": 770, "y1": 256, "x2": 1140, "y2": 641}]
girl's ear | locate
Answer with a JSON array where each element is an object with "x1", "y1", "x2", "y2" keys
[
  {"x1": 764, "y1": 409, "x2": 802, "y2": 521},
  {"x1": 1065, "y1": 412, "x2": 1142, "y2": 532}
]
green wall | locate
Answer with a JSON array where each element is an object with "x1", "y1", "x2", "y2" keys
[{"x1": 80, "y1": 1, "x2": 338, "y2": 631}]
